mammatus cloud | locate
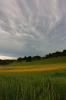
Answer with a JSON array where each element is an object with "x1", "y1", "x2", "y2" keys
[{"x1": 0, "y1": 0, "x2": 66, "y2": 58}]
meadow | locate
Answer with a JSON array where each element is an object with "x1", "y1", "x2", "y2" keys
[
  {"x1": 0, "y1": 70, "x2": 66, "y2": 100},
  {"x1": 0, "y1": 56, "x2": 66, "y2": 100},
  {"x1": 0, "y1": 56, "x2": 66, "y2": 72},
  {"x1": 10, "y1": 56, "x2": 66, "y2": 66}
]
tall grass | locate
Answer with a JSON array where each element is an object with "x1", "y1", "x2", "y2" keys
[{"x1": 0, "y1": 71, "x2": 66, "y2": 100}]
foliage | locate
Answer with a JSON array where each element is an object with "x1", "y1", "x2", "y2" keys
[
  {"x1": 32, "y1": 56, "x2": 41, "y2": 61},
  {"x1": 17, "y1": 57, "x2": 23, "y2": 62},
  {"x1": 45, "y1": 50, "x2": 66, "y2": 58},
  {"x1": 26, "y1": 56, "x2": 32, "y2": 62},
  {"x1": 17, "y1": 49, "x2": 66, "y2": 62},
  {"x1": 0, "y1": 49, "x2": 66, "y2": 65},
  {"x1": 0, "y1": 60, "x2": 15, "y2": 65}
]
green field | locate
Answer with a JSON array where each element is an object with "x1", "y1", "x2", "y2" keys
[
  {"x1": 0, "y1": 57, "x2": 66, "y2": 100},
  {"x1": 9, "y1": 56, "x2": 66, "y2": 67},
  {"x1": 0, "y1": 69, "x2": 66, "y2": 100}
]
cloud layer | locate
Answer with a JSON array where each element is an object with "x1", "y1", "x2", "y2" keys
[{"x1": 0, "y1": 0, "x2": 66, "y2": 58}]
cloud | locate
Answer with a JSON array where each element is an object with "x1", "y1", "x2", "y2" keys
[
  {"x1": 0, "y1": 0, "x2": 66, "y2": 58},
  {"x1": 0, "y1": 55, "x2": 16, "y2": 60}
]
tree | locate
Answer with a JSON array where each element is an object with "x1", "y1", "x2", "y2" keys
[
  {"x1": 63, "y1": 50, "x2": 66, "y2": 56},
  {"x1": 32, "y1": 56, "x2": 41, "y2": 61},
  {"x1": 26, "y1": 56, "x2": 32, "y2": 62},
  {"x1": 17, "y1": 57, "x2": 22, "y2": 62}
]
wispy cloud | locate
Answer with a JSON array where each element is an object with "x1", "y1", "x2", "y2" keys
[{"x1": 0, "y1": 0, "x2": 66, "y2": 58}]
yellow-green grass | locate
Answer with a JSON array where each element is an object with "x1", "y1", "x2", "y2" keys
[
  {"x1": 0, "y1": 56, "x2": 65, "y2": 72},
  {"x1": 0, "y1": 63, "x2": 66, "y2": 72}
]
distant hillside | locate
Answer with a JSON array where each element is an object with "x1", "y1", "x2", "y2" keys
[{"x1": 0, "y1": 50, "x2": 66, "y2": 65}]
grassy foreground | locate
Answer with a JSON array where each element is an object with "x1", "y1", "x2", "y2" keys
[
  {"x1": 0, "y1": 56, "x2": 66, "y2": 100},
  {"x1": 0, "y1": 69, "x2": 66, "y2": 100}
]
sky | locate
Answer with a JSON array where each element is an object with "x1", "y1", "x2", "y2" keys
[{"x1": 0, "y1": 0, "x2": 66, "y2": 59}]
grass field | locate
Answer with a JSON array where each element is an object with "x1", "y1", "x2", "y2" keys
[
  {"x1": 0, "y1": 56, "x2": 66, "y2": 72},
  {"x1": 0, "y1": 57, "x2": 66, "y2": 100},
  {"x1": 10, "y1": 56, "x2": 66, "y2": 66},
  {"x1": 0, "y1": 63, "x2": 66, "y2": 72},
  {"x1": 0, "y1": 70, "x2": 66, "y2": 100}
]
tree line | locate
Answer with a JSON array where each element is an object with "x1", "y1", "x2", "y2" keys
[
  {"x1": 45, "y1": 50, "x2": 66, "y2": 58},
  {"x1": 0, "y1": 49, "x2": 66, "y2": 65},
  {"x1": 17, "y1": 50, "x2": 66, "y2": 62}
]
